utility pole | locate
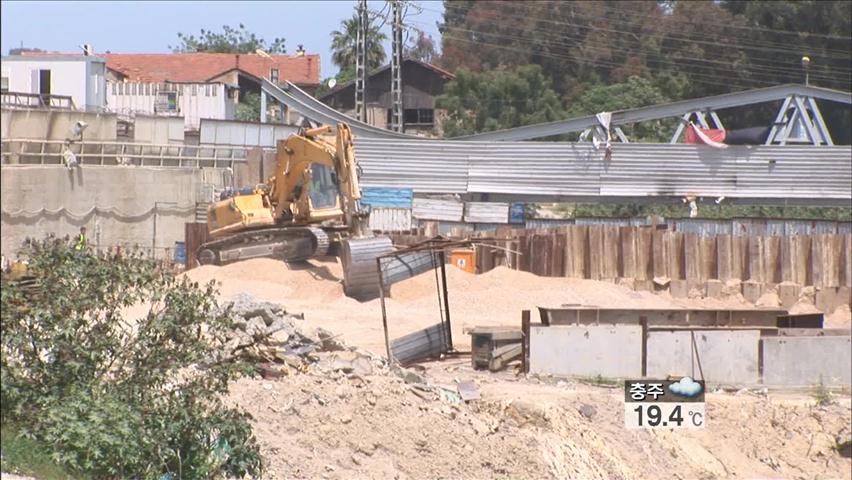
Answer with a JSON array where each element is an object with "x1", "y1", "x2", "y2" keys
[
  {"x1": 355, "y1": 0, "x2": 368, "y2": 123},
  {"x1": 390, "y1": 0, "x2": 404, "y2": 133}
]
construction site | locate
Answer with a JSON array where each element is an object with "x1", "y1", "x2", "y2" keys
[{"x1": 2, "y1": 1, "x2": 852, "y2": 478}]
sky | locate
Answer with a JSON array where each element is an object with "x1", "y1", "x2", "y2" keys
[{"x1": 0, "y1": 0, "x2": 445, "y2": 80}]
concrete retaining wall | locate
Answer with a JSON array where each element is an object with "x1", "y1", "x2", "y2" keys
[
  {"x1": 762, "y1": 336, "x2": 852, "y2": 387},
  {"x1": 646, "y1": 330, "x2": 761, "y2": 385},
  {"x1": 529, "y1": 324, "x2": 642, "y2": 378},
  {"x1": 1, "y1": 108, "x2": 117, "y2": 141},
  {"x1": 1, "y1": 165, "x2": 227, "y2": 259}
]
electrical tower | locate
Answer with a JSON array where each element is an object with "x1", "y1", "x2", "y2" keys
[
  {"x1": 390, "y1": 0, "x2": 404, "y2": 132},
  {"x1": 355, "y1": 0, "x2": 368, "y2": 122}
]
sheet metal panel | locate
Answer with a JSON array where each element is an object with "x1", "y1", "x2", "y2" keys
[
  {"x1": 380, "y1": 251, "x2": 437, "y2": 287},
  {"x1": 356, "y1": 138, "x2": 471, "y2": 194},
  {"x1": 412, "y1": 198, "x2": 464, "y2": 222},
  {"x1": 390, "y1": 322, "x2": 450, "y2": 365},
  {"x1": 509, "y1": 203, "x2": 526, "y2": 224},
  {"x1": 355, "y1": 138, "x2": 850, "y2": 202},
  {"x1": 839, "y1": 223, "x2": 852, "y2": 235},
  {"x1": 525, "y1": 219, "x2": 575, "y2": 229},
  {"x1": 200, "y1": 119, "x2": 298, "y2": 147},
  {"x1": 464, "y1": 202, "x2": 509, "y2": 224},
  {"x1": 368, "y1": 207, "x2": 412, "y2": 232},
  {"x1": 671, "y1": 219, "x2": 732, "y2": 236},
  {"x1": 361, "y1": 187, "x2": 413, "y2": 208}
]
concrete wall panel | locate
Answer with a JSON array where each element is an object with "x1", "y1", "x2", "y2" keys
[
  {"x1": 762, "y1": 336, "x2": 852, "y2": 387},
  {"x1": 529, "y1": 325, "x2": 642, "y2": 379},
  {"x1": 1, "y1": 165, "x2": 227, "y2": 258},
  {"x1": 647, "y1": 330, "x2": 761, "y2": 385}
]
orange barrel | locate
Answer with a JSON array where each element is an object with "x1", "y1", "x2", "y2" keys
[{"x1": 450, "y1": 248, "x2": 476, "y2": 273}]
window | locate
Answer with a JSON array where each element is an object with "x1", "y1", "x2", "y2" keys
[
  {"x1": 308, "y1": 163, "x2": 340, "y2": 209},
  {"x1": 0, "y1": 76, "x2": 8, "y2": 93},
  {"x1": 402, "y1": 109, "x2": 434, "y2": 126},
  {"x1": 205, "y1": 84, "x2": 210, "y2": 96},
  {"x1": 212, "y1": 85, "x2": 217, "y2": 97},
  {"x1": 132, "y1": 83, "x2": 138, "y2": 95},
  {"x1": 191, "y1": 84, "x2": 197, "y2": 96},
  {"x1": 270, "y1": 68, "x2": 279, "y2": 84},
  {"x1": 111, "y1": 82, "x2": 116, "y2": 95}
]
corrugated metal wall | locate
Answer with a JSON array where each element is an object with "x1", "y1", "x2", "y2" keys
[
  {"x1": 361, "y1": 187, "x2": 413, "y2": 208},
  {"x1": 199, "y1": 119, "x2": 298, "y2": 147},
  {"x1": 369, "y1": 208, "x2": 412, "y2": 232},
  {"x1": 355, "y1": 139, "x2": 851, "y2": 201},
  {"x1": 412, "y1": 198, "x2": 464, "y2": 221},
  {"x1": 464, "y1": 202, "x2": 509, "y2": 224}
]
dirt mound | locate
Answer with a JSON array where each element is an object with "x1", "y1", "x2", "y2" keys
[{"x1": 184, "y1": 258, "x2": 345, "y2": 302}]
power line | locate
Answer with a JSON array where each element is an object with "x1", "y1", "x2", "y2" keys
[
  {"x1": 429, "y1": 21, "x2": 852, "y2": 82},
  {"x1": 435, "y1": 1, "x2": 852, "y2": 42},
  {"x1": 423, "y1": 20, "x2": 850, "y2": 88},
  {"x1": 432, "y1": 2, "x2": 852, "y2": 60}
]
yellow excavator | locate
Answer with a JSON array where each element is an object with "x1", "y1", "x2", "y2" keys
[{"x1": 196, "y1": 123, "x2": 393, "y2": 299}]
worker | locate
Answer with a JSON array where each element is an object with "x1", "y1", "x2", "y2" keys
[{"x1": 74, "y1": 227, "x2": 88, "y2": 251}]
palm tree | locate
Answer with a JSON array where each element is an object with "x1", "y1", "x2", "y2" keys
[{"x1": 330, "y1": 14, "x2": 387, "y2": 71}]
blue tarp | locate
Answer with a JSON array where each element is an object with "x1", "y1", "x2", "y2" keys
[
  {"x1": 509, "y1": 203, "x2": 526, "y2": 224},
  {"x1": 361, "y1": 187, "x2": 413, "y2": 208}
]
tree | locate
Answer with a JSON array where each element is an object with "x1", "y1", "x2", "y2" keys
[
  {"x1": 1, "y1": 238, "x2": 262, "y2": 477},
  {"x1": 405, "y1": 32, "x2": 438, "y2": 63},
  {"x1": 236, "y1": 91, "x2": 262, "y2": 122},
  {"x1": 436, "y1": 64, "x2": 566, "y2": 137},
  {"x1": 171, "y1": 23, "x2": 285, "y2": 54},
  {"x1": 330, "y1": 14, "x2": 387, "y2": 71},
  {"x1": 567, "y1": 76, "x2": 675, "y2": 142}
]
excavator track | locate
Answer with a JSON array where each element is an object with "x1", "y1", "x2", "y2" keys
[
  {"x1": 197, "y1": 226, "x2": 330, "y2": 266},
  {"x1": 340, "y1": 236, "x2": 395, "y2": 300}
]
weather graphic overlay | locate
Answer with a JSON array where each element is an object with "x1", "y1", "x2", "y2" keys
[{"x1": 624, "y1": 377, "x2": 706, "y2": 429}]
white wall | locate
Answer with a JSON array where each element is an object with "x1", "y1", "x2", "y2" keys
[
  {"x1": 107, "y1": 81, "x2": 231, "y2": 131},
  {"x1": 1, "y1": 59, "x2": 105, "y2": 110}
]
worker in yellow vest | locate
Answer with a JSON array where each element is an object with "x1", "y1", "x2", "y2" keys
[{"x1": 74, "y1": 227, "x2": 88, "y2": 251}]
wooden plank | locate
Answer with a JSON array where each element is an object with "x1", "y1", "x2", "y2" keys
[
  {"x1": 731, "y1": 235, "x2": 749, "y2": 282},
  {"x1": 636, "y1": 227, "x2": 653, "y2": 281},
  {"x1": 620, "y1": 227, "x2": 636, "y2": 279},
  {"x1": 684, "y1": 234, "x2": 701, "y2": 282},
  {"x1": 554, "y1": 230, "x2": 566, "y2": 277},
  {"x1": 667, "y1": 232, "x2": 685, "y2": 280},
  {"x1": 700, "y1": 236, "x2": 717, "y2": 281},
  {"x1": 602, "y1": 225, "x2": 620, "y2": 280},
  {"x1": 184, "y1": 222, "x2": 209, "y2": 270},
  {"x1": 812, "y1": 235, "x2": 826, "y2": 288},
  {"x1": 748, "y1": 236, "x2": 764, "y2": 282},
  {"x1": 764, "y1": 236, "x2": 781, "y2": 283},
  {"x1": 652, "y1": 229, "x2": 668, "y2": 280},
  {"x1": 844, "y1": 234, "x2": 852, "y2": 287},
  {"x1": 588, "y1": 225, "x2": 604, "y2": 280},
  {"x1": 716, "y1": 235, "x2": 732, "y2": 281}
]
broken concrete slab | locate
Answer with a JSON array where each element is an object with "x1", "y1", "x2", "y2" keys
[
  {"x1": 742, "y1": 281, "x2": 763, "y2": 304},
  {"x1": 633, "y1": 279, "x2": 654, "y2": 292},
  {"x1": 705, "y1": 279, "x2": 724, "y2": 298},
  {"x1": 670, "y1": 279, "x2": 689, "y2": 299},
  {"x1": 778, "y1": 282, "x2": 802, "y2": 309}
]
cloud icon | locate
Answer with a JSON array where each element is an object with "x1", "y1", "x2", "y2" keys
[{"x1": 668, "y1": 377, "x2": 703, "y2": 397}]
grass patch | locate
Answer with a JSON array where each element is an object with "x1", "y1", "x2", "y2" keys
[
  {"x1": 0, "y1": 422, "x2": 81, "y2": 480},
  {"x1": 812, "y1": 380, "x2": 833, "y2": 407},
  {"x1": 580, "y1": 374, "x2": 620, "y2": 386}
]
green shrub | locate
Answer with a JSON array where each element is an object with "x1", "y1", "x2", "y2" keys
[{"x1": 1, "y1": 238, "x2": 262, "y2": 478}]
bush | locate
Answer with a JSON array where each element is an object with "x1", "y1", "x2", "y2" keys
[{"x1": 1, "y1": 238, "x2": 262, "y2": 478}]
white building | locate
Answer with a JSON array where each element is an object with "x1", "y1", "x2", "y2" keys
[
  {"x1": 0, "y1": 54, "x2": 107, "y2": 111},
  {"x1": 106, "y1": 81, "x2": 237, "y2": 130}
]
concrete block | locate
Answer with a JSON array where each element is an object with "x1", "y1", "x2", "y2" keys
[
  {"x1": 838, "y1": 286, "x2": 851, "y2": 307},
  {"x1": 762, "y1": 336, "x2": 851, "y2": 387},
  {"x1": 633, "y1": 279, "x2": 654, "y2": 292},
  {"x1": 670, "y1": 279, "x2": 689, "y2": 299},
  {"x1": 529, "y1": 325, "x2": 642, "y2": 379},
  {"x1": 742, "y1": 281, "x2": 763, "y2": 304},
  {"x1": 647, "y1": 330, "x2": 761, "y2": 385},
  {"x1": 815, "y1": 287, "x2": 838, "y2": 313},
  {"x1": 705, "y1": 279, "x2": 724, "y2": 298},
  {"x1": 778, "y1": 283, "x2": 802, "y2": 310}
]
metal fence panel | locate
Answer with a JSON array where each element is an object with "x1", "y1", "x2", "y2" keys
[
  {"x1": 361, "y1": 187, "x2": 413, "y2": 208},
  {"x1": 412, "y1": 198, "x2": 464, "y2": 221},
  {"x1": 369, "y1": 207, "x2": 412, "y2": 232},
  {"x1": 464, "y1": 202, "x2": 509, "y2": 224}
]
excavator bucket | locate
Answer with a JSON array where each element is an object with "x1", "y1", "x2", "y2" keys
[{"x1": 340, "y1": 236, "x2": 394, "y2": 301}]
